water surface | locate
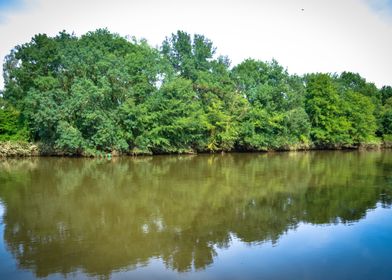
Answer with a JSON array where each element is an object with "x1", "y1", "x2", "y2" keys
[{"x1": 0, "y1": 151, "x2": 392, "y2": 279}]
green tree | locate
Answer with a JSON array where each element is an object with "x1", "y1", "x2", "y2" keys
[
  {"x1": 120, "y1": 78, "x2": 207, "y2": 153},
  {"x1": 381, "y1": 97, "x2": 392, "y2": 136},
  {"x1": 233, "y1": 59, "x2": 310, "y2": 149},
  {"x1": 161, "y1": 31, "x2": 215, "y2": 81},
  {"x1": 0, "y1": 99, "x2": 27, "y2": 141},
  {"x1": 305, "y1": 73, "x2": 351, "y2": 146},
  {"x1": 2, "y1": 29, "x2": 166, "y2": 154},
  {"x1": 380, "y1": 86, "x2": 392, "y2": 105},
  {"x1": 342, "y1": 91, "x2": 377, "y2": 143},
  {"x1": 195, "y1": 57, "x2": 248, "y2": 151},
  {"x1": 337, "y1": 72, "x2": 382, "y2": 135}
]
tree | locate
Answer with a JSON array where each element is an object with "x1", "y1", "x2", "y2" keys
[
  {"x1": 305, "y1": 73, "x2": 351, "y2": 146},
  {"x1": 120, "y1": 78, "x2": 207, "y2": 153},
  {"x1": 0, "y1": 99, "x2": 27, "y2": 141},
  {"x1": 161, "y1": 31, "x2": 215, "y2": 81},
  {"x1": 381, "y1": 97, "x2": 392, "y2": 136},
  {"x1": 233, "y1": 59, "x2": 310, "y2": 149},
  {"x1": 337, "y1": 72, "x2": 382, "y2": 135},
  {"x1": 380, "y1": 86, "x2": 392, "y2": 105},
  {"x1": 342, "y1": 91, "x2": 377, "y2": 143},
  {"x1": 2, "y1": 29, "x2": 164, "y2": 154}
]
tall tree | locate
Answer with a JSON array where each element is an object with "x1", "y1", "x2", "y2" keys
[
  {"x1": 233, "y1": 59, "x2": 310, "y2": 149},
  {"x1": 161, "y1": 31, "x2": 215, "y2": 81},
  {"x1": 305, "y1": 73, "x2": 351, "y2": 146},
  {"x1": 120, "y1": 78, "x2": 206, "y2": 153},
  {"x1": 337, "y1": 72, "x2": 382, "y2": 135},
  {"x1": 380, "y1": 86, "x2": 392, "y2": 105}
]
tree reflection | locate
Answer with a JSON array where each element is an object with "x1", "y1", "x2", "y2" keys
[{"x1": 0, "y1": 151, "x2": 391, "y2": 278}]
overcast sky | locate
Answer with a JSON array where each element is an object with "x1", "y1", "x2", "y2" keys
[{"x1": 0, "y1": 0, "x2": 392, "y2": 88}]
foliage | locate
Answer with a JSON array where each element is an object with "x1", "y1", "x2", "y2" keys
[
  {"x1": 381, "y1": 97, "x2": 392, "y2": 135},
  {"x1": 341, "y1": 90, "x2": 377, "y2": 143},
  {"x1": 380, "y1": 86, "x2": 392, "y2": 105},
  {"x1": 305, "y1": 73, "x2": 352, "y2": 146},
  {"x1": 0, "y1": 99, "x2": 28, "y2": 141},
  {"x1": 1, "y1": 29, "x2": 389, "y2": 155},
  {"x1": 233, "y1": 59, "x2": 310, "y2": 149}
]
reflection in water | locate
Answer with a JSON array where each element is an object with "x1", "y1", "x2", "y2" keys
[
  {"x1": 0, "y1": 201, "x2": 3, "y2": 224},
  {"x1": 0, "y1": 151, "x2": 391, "y2": 278}
]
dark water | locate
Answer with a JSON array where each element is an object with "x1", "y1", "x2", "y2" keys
[{"x1": 0, "y1": 151, "x2": 392, "y2": 280}]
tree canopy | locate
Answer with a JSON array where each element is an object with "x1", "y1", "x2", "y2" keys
[{"x1": 0, "y1": 29, "x2": 389, "y2": 155}]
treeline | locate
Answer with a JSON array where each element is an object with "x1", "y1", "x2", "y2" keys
[{"x1": 1, "y1": 29, "x2": 392, "y2": 155}]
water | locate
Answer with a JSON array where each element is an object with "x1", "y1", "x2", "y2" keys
[{"x1": 0, "y1": 151, "x2": 391, "y2": 280}]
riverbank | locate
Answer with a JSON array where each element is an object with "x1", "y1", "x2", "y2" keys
[
  {"x1": 1, "y1": 140, "x2": 392, "y2": 157},
  {"x1": 0, "y1": 141, "x2": 39, "y2": 157}
]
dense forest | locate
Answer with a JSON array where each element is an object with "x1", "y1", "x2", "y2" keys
[{"x1": 1, "y1": 29, "x2": 392, "y2": 155}]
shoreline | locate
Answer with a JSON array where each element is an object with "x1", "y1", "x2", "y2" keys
[{"x1": 1, "y1": 141, "x2": 391, "y2": 158}]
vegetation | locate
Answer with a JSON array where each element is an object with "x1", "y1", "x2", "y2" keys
[
  {"x1": 0, "y1": 29, "x2": 390, "y2": 155},
  {"x1": 0, "y1": 141, "x2": 37, "y2": 157}
]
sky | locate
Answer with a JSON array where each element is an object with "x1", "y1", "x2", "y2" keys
[{"x1": 0, "y1": 0, "x2": 392, "y2": 89}]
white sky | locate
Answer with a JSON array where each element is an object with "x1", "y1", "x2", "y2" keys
[{"x1": 0, "y1": 0, "x2": 391, "y2": 88}]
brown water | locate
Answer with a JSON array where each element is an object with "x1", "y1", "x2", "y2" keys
[{"x1": 0, "y1": 151, "x2": 392, "y2": 279}]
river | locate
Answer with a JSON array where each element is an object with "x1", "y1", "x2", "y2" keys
[{"x1": 0, "y1": 151, "x2": 391, "y2": 279}]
